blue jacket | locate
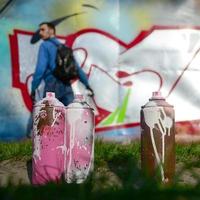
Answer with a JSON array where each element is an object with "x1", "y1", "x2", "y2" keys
[{"x1": 31, "y1": 37, "x2": 90, "y2": 105}]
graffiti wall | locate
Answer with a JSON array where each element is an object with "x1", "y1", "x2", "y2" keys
[{"x1": 1, "y1": 0, "x2": 200, "y2": 141}]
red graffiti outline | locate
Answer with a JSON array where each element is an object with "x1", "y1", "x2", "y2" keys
[
  {"x1": 88, "y1": 64, "x2": 163, "y2": 88},
  {"x1": 9, "y1": 26, "x2": 200, "y2": 133}
]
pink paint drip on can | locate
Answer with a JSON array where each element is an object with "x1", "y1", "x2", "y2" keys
[
  {"x1": 32, "y1": 92, "x2": 65, "y2": 185},
  {"x1": 65, "y1": 94, "x2": 95, "y2": 183}
]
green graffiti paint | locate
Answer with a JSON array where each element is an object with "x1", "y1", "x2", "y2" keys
[
  {"x1": 117, "y1": 88, "x2": 131, "y2": 123},
  {"x1": 100, "y1": 107, "x2": 120, "y2": 126},
  {"x1": 99, "y1": 88, "x2": 131, "y2": 126}
]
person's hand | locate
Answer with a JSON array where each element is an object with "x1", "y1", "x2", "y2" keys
[
  {"x1": 86, "y1": 86, "x2": 94, "y2": 97},
  {"x1": 30, "y1": 91, "x2": 36, "y2": 102}
]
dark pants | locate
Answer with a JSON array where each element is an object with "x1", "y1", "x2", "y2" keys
[{"x1": 44, "y1": 77, "x2": 74, "y2": 106}]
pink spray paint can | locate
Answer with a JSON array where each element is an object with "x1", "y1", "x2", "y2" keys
[
  {"x1": 32, "y1": 92, "x2": 65, "y2": 185},
  {"x1": 65, "y1": 94, "x2": 95, "y2": 183}
]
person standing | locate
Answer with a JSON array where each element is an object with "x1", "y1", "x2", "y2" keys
[{"x1": 31, "y1": 22, "x2": 93, "y2": 105}]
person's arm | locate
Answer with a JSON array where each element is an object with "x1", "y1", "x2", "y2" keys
[
  {"x1": 75, "y1": 62, "x2": 94, "y2": 96},
  {"x1": 31, "y1": 44, "x2": 48, "y2": 94}
]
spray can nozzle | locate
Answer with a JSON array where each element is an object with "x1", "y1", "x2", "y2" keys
[
  {"x1": 74, "y1": 94, "x2": 84, "y2": 101},
  {"x1": 46, "y1": 92, "x2": 55, "y2": 98},
  {"x1": 151, "y1": 91, "x2": 164, "y2": 100}
]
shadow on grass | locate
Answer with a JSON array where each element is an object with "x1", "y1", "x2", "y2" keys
[
  {"x1": 26, "y1": 159, "x2": 32, "y2": 184},
  {"x1": 1, "y1": 165, "x2": 200, "y2": 200},
  {"x1": 1, "y1": 141, "x2": 200, "y2": 199}
]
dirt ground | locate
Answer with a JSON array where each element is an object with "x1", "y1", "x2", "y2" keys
[
  {"x1": 0, "y1": 159, "x2": 32, "y2": 186},
  {"x1": 0, "y1": 134, "x2": 199, "y2": 187},
  {"x1": 0, "y1": 158, "x2": 199, "y2": 187}
]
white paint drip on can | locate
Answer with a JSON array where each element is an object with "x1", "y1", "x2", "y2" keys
[
  {"x1": 66, "y1": 109, "x2": 82, "y2": 182},
  {"x1": 143, "y1": 106, "x2": 173, "y2": 181}
]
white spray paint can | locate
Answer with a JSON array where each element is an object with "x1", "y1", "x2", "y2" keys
[
  {"x1": 141, "y1": 91, "x2": 175, "y2": 183},
  {"x1": 65, "y1": 94, "x2": 95, "y2": 183}
]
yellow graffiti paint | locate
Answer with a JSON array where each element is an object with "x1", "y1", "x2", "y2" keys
[{"x1": 49, "y1": 0, "x2": 105, "y2": 34}]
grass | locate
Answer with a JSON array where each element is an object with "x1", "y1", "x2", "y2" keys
[
  {"x1": 1, "y1": 140, "x2": 200, "y2": 199},
  {"x1": 0, "y1": 139, "x2": 32, "y2": 161},
  {"x1": 176, "y1": 143, "x2": 200, "y2": 163},
  {"x1": 1, "y1": 139, "x2": 200, "y2": 164},
  {"x1": 95, "y1": 140, "x2": 140, "y2": 166}
]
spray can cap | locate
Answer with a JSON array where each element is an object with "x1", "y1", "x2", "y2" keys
[
  {"x1": 46, "y1": 92, "x2": 55, "y2": 98},
  {"x1": 34, "y1": 92, "x2": 64, "y2": 107},
  {"x1": 67, "y1": 94, "x2": 91, "y2": 108},
  {"x1": 151, "y1": 91, "x2": 164, "y2": 100},
  {"x1": 74, "y1": 94, "x2": 84, "y2": 101}
]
